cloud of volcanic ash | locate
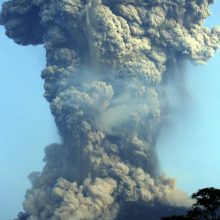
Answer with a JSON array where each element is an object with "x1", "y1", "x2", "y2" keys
[{"x1": 1, "y1": 0, "x2": 220, "y2": 219}]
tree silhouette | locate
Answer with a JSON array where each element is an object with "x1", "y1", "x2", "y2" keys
[
  {"x1": 191, "y1": 187, "x2": 220, "y2": 220},
  {"x1": 162, "y1": 187, "x2": 220, "y2": 220}
]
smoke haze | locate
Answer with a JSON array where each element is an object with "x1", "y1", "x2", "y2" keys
[{"x1": 1, "y1": 0, "x2": 220, "y2": 219}]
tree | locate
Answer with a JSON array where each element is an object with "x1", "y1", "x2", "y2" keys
[
  {"x1": 161, "y1": 187, "x2": 220, "y2": 220},
  {"x1": 191, "y1": 187, "x2": 220, "y2": 220}
]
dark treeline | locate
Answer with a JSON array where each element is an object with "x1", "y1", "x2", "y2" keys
[{"x1": 162, "y1": 187, "x2": 220, "y2": 220}]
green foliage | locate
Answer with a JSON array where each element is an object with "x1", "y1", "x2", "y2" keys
[{"x1": 162, "y1": 187, "x2": 220, "y2": 220}]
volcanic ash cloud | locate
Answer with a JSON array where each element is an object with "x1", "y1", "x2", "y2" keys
[{"x1": 1, "y1": 0, "x2": 220, "y2": 219}]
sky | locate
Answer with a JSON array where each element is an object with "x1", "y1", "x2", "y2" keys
[
  {"x1": 157, "y1": 2, "x2": 220, "y2": 194},
  {"x1": 0, "y1": 1, "x2": 60, "y2": 219},
  {"x1": 0, "y1": 1, "x2": 220, "y2": 220}
]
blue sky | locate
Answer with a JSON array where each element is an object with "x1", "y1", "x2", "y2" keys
[
  {"x1": 0, "y1": 1, "x2": 220, "y2": 220},
  {"x1": 158, "y1": 2, "x2": 220, "y2": 194},
  {"x1": 0, "y1": 1, "x2": 60, "y2": 219},
  {"x1": 158, "y1": 50, "x2": 220, "y2": 193}
]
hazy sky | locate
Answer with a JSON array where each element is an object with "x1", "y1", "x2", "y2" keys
[
  {"x1": 157, "y1": 2, "x2": 220, "y2": 194},
  {"x1": 0, "y1": 1, "x2": 220, "y2": 220}
]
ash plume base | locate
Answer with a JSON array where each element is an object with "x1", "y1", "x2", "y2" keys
[{"x1": 1, "y1": 0, "x2": 220, "y2": 219}]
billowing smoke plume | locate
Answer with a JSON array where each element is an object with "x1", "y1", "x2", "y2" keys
[{"x1": 1, "y1": 0, "x2": 220, "y2": 219}]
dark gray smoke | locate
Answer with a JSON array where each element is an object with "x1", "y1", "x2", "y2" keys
[{"x1": 1, "y1": 0, "x2": 220, "y2": 219}]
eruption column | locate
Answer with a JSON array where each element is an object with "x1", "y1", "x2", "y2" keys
[{"x1": 1, "y1": 0, "x2": 220, "y2": 219}]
